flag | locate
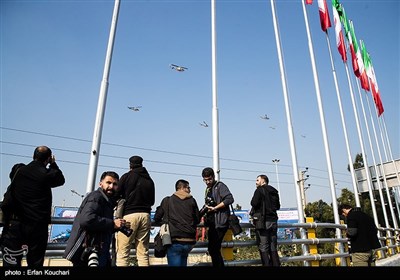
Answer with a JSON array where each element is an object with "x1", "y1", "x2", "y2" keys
[
  {"x1": 306, "y1": 0, "x2": 313, "y2": 4},
  {"x1": 332, "y1": 5, "x2": 347, "y2": 61},
  {"x1": 318, "y1": 0, "x2": 331, "y2": 32},
  {"x1": 359, "y1": 40, "x2": 370, "y2": 91},
  {"x1": 365, "y1": 50, "x2": 384, "y2": 116},
  {"x1": 332, "y1": 1, "x2": 349, "y2": 41},
  {"x1": 348, "y1": 20, "x2": 360, "y2": 77}
]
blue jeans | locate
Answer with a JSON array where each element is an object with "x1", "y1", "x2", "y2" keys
[{"x1": 166, "y1": 243, "x2": 194, "y2": 266}]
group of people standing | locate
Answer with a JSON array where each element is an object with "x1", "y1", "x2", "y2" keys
[{"x1": 1, "y1": 145, "x2": 283, "y2": 268}]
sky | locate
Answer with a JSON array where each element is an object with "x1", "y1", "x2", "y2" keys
[{"x1": 1, "y1": 0, "x2": 399, "y2": 214}]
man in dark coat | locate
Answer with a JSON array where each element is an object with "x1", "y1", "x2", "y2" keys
[
  {"x1": 339, "y1": 204, "x2": 382, "y2": 266},
  {"x1": 154, "y1": 179, "x2": 200, "y2": 266},
  {"x1": 115, "y1": 155, "x2": 155, "y2": 266},
  {"x1": 201, "y1": 167, "x2": 234, "y2": 267},
  {"x1": 63, "y1": 171, "x2": 127, "y2": 267},
  {"x1": 250, "y1": 174, "x2": 281, "y2": 266},
  {"x1": 1, "y1": 146, "x2": 65, "y2": 267}
]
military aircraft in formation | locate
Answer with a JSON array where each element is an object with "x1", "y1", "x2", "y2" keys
[
  {"x1": 170, "y1": 64, "x2": 188, "y2": 72},
  {"x1": 128, "y1": 106, "x2": 142, "y2": 111}
]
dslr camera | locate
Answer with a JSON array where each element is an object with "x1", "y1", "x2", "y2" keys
[
  {"x1": 199, "y1": 196, "x2": 217, "y2": 217},
  {"x1": 119, "y1": 224, "x2": 133, "y2": 237}
]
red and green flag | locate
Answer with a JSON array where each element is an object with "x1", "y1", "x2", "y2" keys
[
  {"x1": 348, "y1": 20, "x2": 361, "y2": 77},
  {"x1": 332, "y1": 5, "x2": 347, "y2": 61},
  {"x1": 359, "y1": 39, "x2": 370, "y2": 91}
]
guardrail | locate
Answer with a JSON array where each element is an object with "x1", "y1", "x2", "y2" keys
[{"x1": 1, "y1": 217, "x2": 399, "y2": 266}]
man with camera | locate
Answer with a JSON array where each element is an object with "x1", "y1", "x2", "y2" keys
[
  {"x1": 201, "y1": 167, "x2": 234, "y2": 267},
  {"x1": 63, "y1": 171, "x2": 129, "y2": 267}
]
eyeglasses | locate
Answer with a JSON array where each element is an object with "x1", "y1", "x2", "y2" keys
[{"x1": 186, "y1": 186, "x2": 191, "y2": 191}]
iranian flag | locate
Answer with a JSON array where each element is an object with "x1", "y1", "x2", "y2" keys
[
  {"x1": 364, "y1": 50, "x2": 384, "y2": 116},
  {"x1": 318, "y1": 0, "x2": 331, "y2": 32},
  {"x1": 359, "y1": 40, "x2": 370, "y2": 91},
  {"x1": 348, "y1": 20, "x2": 360, "y2": 77},
  {"x1": 332, "y1": 5, "x2": 347, "y2": 61}
]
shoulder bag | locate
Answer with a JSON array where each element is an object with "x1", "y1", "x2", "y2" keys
[{"x1": 228, "y1": 204, "x2": 243, "y2": 236}]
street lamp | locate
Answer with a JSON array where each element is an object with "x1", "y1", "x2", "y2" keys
[
  {"x1": 71, "y1": 189, "x2": 85, "y2": 201},
  {"x1": 272, "y1": 159, "x2": 281, "y2": 204}
]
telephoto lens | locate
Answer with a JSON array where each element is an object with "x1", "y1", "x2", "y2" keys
[{"x1": 88, "y1": 251, "x2": 99, "y2": 267}]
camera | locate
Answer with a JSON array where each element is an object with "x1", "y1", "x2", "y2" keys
[
  {"x1": 119, "y1": 224, "x2": 133, "y2": 237},
  {"x1": 199, "y1": 197, "x2": 217, "y2": 217},
  {"x1": 81, "y1": 247, "x2": 99, "y2": 266}
]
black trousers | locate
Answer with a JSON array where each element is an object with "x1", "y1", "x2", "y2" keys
[
  {"x1": 1, "y1": 219, "x2": 48, "y2": 267},
  {"x1": 207, "y1": 225, "x2": 228, "y2": 267}
]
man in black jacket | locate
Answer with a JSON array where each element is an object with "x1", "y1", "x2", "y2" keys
[
  {"x1": 63, "y1": 171, "x2": 126, "y2": 267},
  {"x1": 1, "y1": 146, "x2": 65, "y2": 267},
  {"x1": 339, "y1": 204, "x2": 381, "y2": 266},
  {"x1": 250, "y1": 174, "x2": 281, "y2": 266},
  {"x1": 154, "y1": 179, "x2": 200, "y2": 266},
  {"x1": 115, "y1": 155, "x2": 155, "y2": 266}
]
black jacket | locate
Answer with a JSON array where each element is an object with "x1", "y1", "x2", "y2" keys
[
  {"x1": 346, "y1": 207, "x2": 381, "y2": 252},
  {"x1": 13, "y1": 160, "x2": 65, "y2": 224},
  {"x1": 63, "y1": 188, "x2": 115, "y2": 265},
  {"x1": 250, "y1": 184, "x2": 279, "y2": 222},
  {"x1": 118, "y1": 166, "x2": 155, "y2": 215},
  {"x1": 154, "y1": 190, "x2": 200, "y2": 243}
]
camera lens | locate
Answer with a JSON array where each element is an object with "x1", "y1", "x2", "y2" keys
[{"x1": 88, "y1": 251, "x2": 99, "y2": 267}]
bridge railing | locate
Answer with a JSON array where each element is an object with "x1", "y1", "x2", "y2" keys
[{"x1": 1, "y1": 216, "x2": 399, "y2": 266}]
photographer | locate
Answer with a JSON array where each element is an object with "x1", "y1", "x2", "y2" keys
[
  {"x1": 63, "y1": 171, "x2": 129, "y2": 267},
  {"x1": 201, "y1": 167, "x2": 234, "y2": 267}
]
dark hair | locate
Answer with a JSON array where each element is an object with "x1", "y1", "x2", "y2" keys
[
  {"x1": 338, "y1": 204, "x2": 352, "y2": 215},
  {"x1": 33, "y1": 146, "x2": 52, "y2": 162},
  {"x1": 175, "y1": 179, "x2": 189, "y2": 191},
  {"x1": 258, "y1": 174, "x2": 269, "y2": 185},
  {"x1": 202, "y1": 167, "x2": 215, "y2": 178},
  {"x1": 100, "y1": 171, "x2": 119, "y2": 181}
]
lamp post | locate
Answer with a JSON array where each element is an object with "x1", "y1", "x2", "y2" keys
[
  {"x1": 272, "y1": 159, "x2": 281, "y2": 204},
  {"x1": 71, "y1": 189, "x2": 85, "y2": 202}
]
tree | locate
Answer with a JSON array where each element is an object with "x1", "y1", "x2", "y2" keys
[{"x1": 347, "y1": 153, "x2": 364, "y2": 171}]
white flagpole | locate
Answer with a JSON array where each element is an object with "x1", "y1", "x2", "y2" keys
[
  {"x1": 323, "y1": 29, "x2": 360, "y2": 207},
  {"x1": 210, "y1": 0, "x2": 220, "y2": 181},
  {"x1": 342, "y1": 62, "x2": 379, "y2": 225},
  {"x1": 355, "y1": 80, "x2": 390, "y2": 230},
  {"x1": 270, "y1": 0, "x2": 309, "y2": 263},
  {"x1": 301, "y1": 3, "x2": 346, "y2": 263},
  {"x1": 86, "y1": 0, "x2": 120, "y2": 194},
  {"x1": 365, "y1": 93, "x2": 398, "y2": 229}
]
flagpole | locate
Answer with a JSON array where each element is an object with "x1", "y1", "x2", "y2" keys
[
  {"x1": 380, "y1": 115, "x2": 400, "y2": 192},
  {"x1": 86, "y1": 0, "x2": 120, "y2": 194},
  {"x1": 301, "y1": 1, "x2": 346, "y2": 264},
  {"x1": 355, "y1": 80, "x2": 390, "y2": 231},
  {"x1": 210, "y1": 0, "x2": 220, "y2": 181},
  {"x1": 323, "y1": 28, "x2": 360, "y2": 207},
  {"x1": 270, "y1": 0, "x2": 310, "y2": 264},
  {"x1": 365, "y1": 93, "x2": 398, "y2": 229}
]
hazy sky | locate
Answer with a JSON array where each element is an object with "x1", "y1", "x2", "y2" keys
[{"x1": 1, "y1": 0, "x2": 399, "y2": 212}]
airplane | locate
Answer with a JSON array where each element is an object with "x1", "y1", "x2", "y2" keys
[
  {"x1": 170, "y1": 64, "x2": 188, "y2": 72},
  {"x1": 199, "y1": 121, "x2": 209, "y2": 127},
  {"x1": 127, "y1": 106, "x2": 142, "y2": 111},
  {"x1": 260, "y1": 114, "x2": 270, "y2": 120}
]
